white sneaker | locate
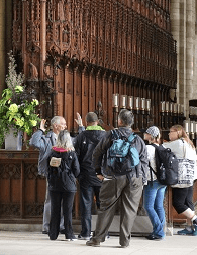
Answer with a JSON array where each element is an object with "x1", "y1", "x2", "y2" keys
[
  {"x1": 65, "y1": 235, "x2": 78, "y2": 241},
  {"x1": 78, "y1": 234, "x2": 90, "y2": 240}
]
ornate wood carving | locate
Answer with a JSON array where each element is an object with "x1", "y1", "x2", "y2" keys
[{"x1": 12, "y1": 0, "x2": 177, "y2": 131}]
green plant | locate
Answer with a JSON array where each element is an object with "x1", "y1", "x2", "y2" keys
[{"x1": 0, "y1": 51, "x2": 41, "y2": 147}]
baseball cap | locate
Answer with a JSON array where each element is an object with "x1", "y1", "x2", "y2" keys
[{"x1": 145, "y1": 126, "x2": 160, "y2": 138}]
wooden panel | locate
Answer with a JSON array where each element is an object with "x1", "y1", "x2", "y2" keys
[
  {"x1": 81, "y1": 69, "x2": 89, "y2": 122},
  {"x1": 0, "y1": 151, "x2": 45, "y2": 220}
]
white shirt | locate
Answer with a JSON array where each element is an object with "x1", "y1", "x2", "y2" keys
[
  {"x1": 146, "y1": 144, "x2": 159, "y2": 182},
  {"x1": 163, "y1": 139, "x2": 197, "y2": 180},
  {"x1": 163, "y1": 139, "x2": 196, "y2": 160}
]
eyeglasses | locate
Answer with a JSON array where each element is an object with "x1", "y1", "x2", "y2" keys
[{"x1": 169, "y1": 130, "x2": 177, "y2": 133}]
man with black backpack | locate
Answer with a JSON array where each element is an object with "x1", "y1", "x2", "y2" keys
[
  {"x1": 74, "y1": 112, "x2": 106, "y2": 240},
  {"x1": 86, "y1": 109, "x2": 148, "y2": 248}
]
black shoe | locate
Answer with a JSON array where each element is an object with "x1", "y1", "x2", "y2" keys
[
  {"x1": 42, "y1": 230, "x2": 48, "y2": 235},
  {"x1": 145, "y1": 234, "x2": 163, "y2": 241},
  {"x1": 60, "y1": 229, "x2": 66, "y2": 234}
]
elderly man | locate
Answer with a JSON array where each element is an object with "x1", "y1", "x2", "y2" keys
[
  {"x1": 29, "y1": 114, "x2": 84, "y2": 235},
  {"x1": 86, "y1": 109, "x2": 148, "y2": 248}
]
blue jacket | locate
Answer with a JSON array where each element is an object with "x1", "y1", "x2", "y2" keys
[{"x1": 29, "y1": 127, "x2": 84, "y2": 177}]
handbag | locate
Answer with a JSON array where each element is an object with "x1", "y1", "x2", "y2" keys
[
  {"x1": 50, "y1": 157, "x2": 62, "y2": 167},
  {"x1": 171, "y1": 140, "x2": 195, "y2": 188}
]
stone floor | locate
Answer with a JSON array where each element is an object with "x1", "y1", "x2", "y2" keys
[{"x1": 0, "y1": 229, "x2": 197, "y2": 255}]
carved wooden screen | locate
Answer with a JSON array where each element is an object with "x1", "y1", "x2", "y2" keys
[{"x1": 12, "y1": 0, "x2": 177, "y2": 133}]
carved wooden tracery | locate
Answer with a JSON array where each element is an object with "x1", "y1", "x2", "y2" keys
[{"x1": 12, "y1": 0, "x2": 177, "y2": 132}]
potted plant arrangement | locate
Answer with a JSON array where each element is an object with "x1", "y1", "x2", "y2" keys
[{"x1": 0, "y1": 51, "x2": 41, "y2": 149}]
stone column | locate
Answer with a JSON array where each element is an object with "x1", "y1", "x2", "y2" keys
[
  {"x1": 185, "y1": 0, "x2": 196, "y2": 114},
  {"x1": 171, "y1": 0, "x2": 197, "y2": 118},
  {"x1": 0, "y1": 0, "x2": 5, "y2": 96},
  {"x1": 171, "y1": 0, "x2": 185, "y2": 111}
]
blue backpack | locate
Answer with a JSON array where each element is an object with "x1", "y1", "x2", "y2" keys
[{"x1": 107, "y1": 129, "x2": 140, "y2": 175}]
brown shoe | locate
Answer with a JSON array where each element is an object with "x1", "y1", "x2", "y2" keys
[{"x1": 86, "y1": 238, "x2": 100, "y2": 247}]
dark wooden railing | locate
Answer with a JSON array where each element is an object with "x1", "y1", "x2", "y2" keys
[{"x1": 1, "y1": 149, "x2": 196, "y2": 225}]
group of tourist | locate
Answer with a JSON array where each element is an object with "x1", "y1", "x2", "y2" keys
[{"x1": 29, "y1": 109, "x2": 197, "y2": 248}]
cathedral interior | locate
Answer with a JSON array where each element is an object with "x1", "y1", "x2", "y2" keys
[{"x1": 0, "y1": 0, "x2": 197, "y2": 230}]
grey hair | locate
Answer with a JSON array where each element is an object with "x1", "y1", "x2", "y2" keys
[
  {"x1": 118, "y1": 109, "x2": 134, "y2": 127},
  {"x1": 56, "y1": 130, "x2": 75, "y2": 151},
  {"x1": 51, "y1": 116, "x2": 62, "y2": 127}
]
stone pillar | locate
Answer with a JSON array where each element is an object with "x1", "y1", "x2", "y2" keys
[
  {"x1": 171, "y1": 0, "x2": 186, "y2": 112},
  {"x1": 185, "y1": 0, "x2": 196, "y2": 114},
  {"x1": 171, "y1": 0, "x2": 197, "y2": 118},
  {"x1": 0, "y1": 0, "x2": 5, "y2": 96}
]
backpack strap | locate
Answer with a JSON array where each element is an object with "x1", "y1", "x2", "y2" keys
[
  {"x1": 110, "y1": 129, "x2": 120, "y2": 140},
  {"x1": 112, "y1": 129, "x2": 136, "y2": 143},
  {"x1": 149, "y1": 162, "x2": 157, "y2": 177},
  {"x1": 150, "y1": 143, "x2": 157, "y2": 149},
  {"x1": 149, "y1": 162, "x2": 154, "y2": 186},
  {"x1": 149, "y1": 144, "x2": 159, "y2": 182}
]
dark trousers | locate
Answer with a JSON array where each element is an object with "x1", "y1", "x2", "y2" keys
[
  {"x1": 50, "y1": 190, "x2": 75, "y2": 240},
  {"x1": 172, "y1": 185, "x2": 194, "y2": 214},
  {"x1": 80, "y1": 185, "x2": 100, "y2": 237},
  {"x1": 92, "y1": 175, "x2": 143, "y2": 246}
]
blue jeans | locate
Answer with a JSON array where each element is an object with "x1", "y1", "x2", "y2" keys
[
  {"x1": 143, "y1": 180, "x2": 167, "y2": 238},
  {"x1": 80, "y1": 185, "x2": 100, "y2": 237}
]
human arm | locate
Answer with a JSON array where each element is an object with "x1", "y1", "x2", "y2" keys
[
  {"x1": 75, "y1": 112, "x2": 83, "y2": 127},
  {"x1": 29, "y1": 119, "x2": 47, "y2": 150},
  {"x1": 39, "y1": 119, "x2": 46, "y2": 132},
  {"x1": 72, "y1": 152, "x2": 80, "y2": 178},
  {"x1": 29, "y1": 129, "x2": 46, "y2": 150},
  {"x1": 136, "y1": 136, "x2": 149, "y2": 184},
  {"x1": 96, "y1": 174, "x2": 104, "y2": 181},
  {"x1": 75, "y1": 112, "x2": 85, "y2": 133},
  {"x1": 92, "y1": 131, "x2": 111, "y2": 175}
]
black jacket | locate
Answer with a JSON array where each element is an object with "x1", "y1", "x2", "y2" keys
[
  {"x1": 92, "y1": 127, "x2": 148, "y2": 184},
  {"x1": 47, "y1": 149, "x2": 80, "y2": 192},
  {"x1": 74, "y1": 129, "x2": 106, "y2": 187}
]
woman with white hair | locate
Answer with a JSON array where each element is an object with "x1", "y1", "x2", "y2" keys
[
  {"x1": 47, "y1": 130, "x2": 80, "y2": 241},
  {"x1": 143, "y1": 126, "x2": 167, "y2": 241}
]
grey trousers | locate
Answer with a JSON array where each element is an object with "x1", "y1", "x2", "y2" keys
[
  {"x1": 92, "y1": 175, "x2": 143, "y2": 246},
  {"x1": 42, "y1": 180, "x2": 64, "y2": 232}
]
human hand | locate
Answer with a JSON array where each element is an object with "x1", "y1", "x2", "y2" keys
[
  {"x1": 40, "y1": 119, "x2": 46, "y2": 132},
  {"x1": 75, "y1": 112, "x2": 83, "y2": 126},
  {"x1": 97, "y1": 174, "x2": 104, "y2": 181}
]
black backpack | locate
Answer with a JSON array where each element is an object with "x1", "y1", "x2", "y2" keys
[{"x1": 149, "y1": 144, "x2": 179, "y2": 185}]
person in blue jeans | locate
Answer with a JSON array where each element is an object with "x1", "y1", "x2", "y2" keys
[{"x1": 143, "y1": 126, "x2": 167, "y2": 240}]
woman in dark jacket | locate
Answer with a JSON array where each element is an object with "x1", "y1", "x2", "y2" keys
[{"x1": 47, "y1": 130, "x2": 80, "y2": 241}]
